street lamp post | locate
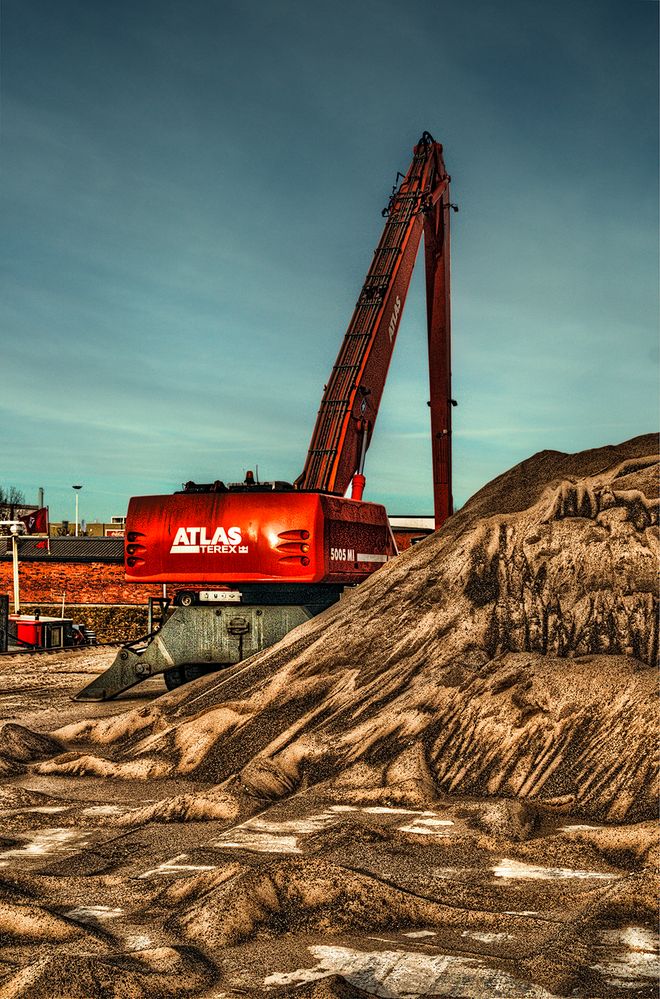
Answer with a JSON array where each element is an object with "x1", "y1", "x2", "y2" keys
[
  {"x1": 0, "y1": 522, "x2": 26, "y2": 613},
  {"x1": 72, "y1": 485, "x2": 82, "y2": 537},
  {"x1": 10, "y1": 524, "x2": 21, "y2": 612}
]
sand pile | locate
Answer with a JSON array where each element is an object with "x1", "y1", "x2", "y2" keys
[
  {"x1": 29, "y1": 434, "x2": 658, "y2": 822},
  {"x1": 0, "y1": 433, "x2": 658, "y2": 998},
  {"x1": 0, "y1": 726, "x2": 63, "y2": 778},
  {"x1": 0, "y1": 947, "x2": 214, "y2": 998}
]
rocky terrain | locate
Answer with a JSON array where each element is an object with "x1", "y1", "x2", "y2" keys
[{"x1": 0, "y1": 433, "x2": 657, "y2": 998}]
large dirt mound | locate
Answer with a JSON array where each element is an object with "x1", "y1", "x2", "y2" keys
[
  {"x1": 34, "y1": 434, "x2": 658, "y2": 822},
  {"x1": 1, "y1": 434, "x2": 658, "y2": 999}
]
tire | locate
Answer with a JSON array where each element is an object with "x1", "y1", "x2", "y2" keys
[
  {"x1": 175, "y1": 591, "x2": 196, "y2": 607},
  {"x1": 163, "y1": 667, "x2": 185, "y2": 690},
  {"x1": 163, "y1": 663, "x2": 226, "y2": 691},
  {"x1": 183, "y1": 664, "x2": 220, "y2": 682}
]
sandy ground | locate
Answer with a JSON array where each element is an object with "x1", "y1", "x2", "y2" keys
[
  {"x1": 1, "y1": 649, "x2": 657, "y2": 998},
  {"x1": 0, "y1": 648, "x2": 164, "y2": 731},
  {"x1": 0, "y1": 435, "x2": 658, "y2": 998}
]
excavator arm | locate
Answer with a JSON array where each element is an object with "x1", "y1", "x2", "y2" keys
[{"x1": 295, "y1": 131, "x2": 454, "y2": 528}]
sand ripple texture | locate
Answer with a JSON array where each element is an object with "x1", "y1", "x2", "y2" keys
[{"x1": 0, "y1": 433, "x2": 657, "y2": 998}]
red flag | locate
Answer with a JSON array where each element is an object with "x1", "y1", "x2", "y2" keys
[{"x1": 19, "y1": 507, "x2": 49, "y2": 535}]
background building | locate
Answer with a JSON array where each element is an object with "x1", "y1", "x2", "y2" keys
[{"x1": 47, "y1": 516, "x2": 126, "y2": 537}]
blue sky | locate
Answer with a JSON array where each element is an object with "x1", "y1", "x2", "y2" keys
[{"x1": 1, "y1": 0, "x2": 657, "y2": 523}]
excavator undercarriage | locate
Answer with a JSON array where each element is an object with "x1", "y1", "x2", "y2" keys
[{"x1": 74, "y1": 587, "x2": 341, "y2": 701}]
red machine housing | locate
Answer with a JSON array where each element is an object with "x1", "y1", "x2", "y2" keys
[{"x1": 125, "y1": 491, "x2": 396, "y2": 585}]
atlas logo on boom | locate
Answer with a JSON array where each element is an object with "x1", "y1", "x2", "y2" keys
[{"x1": 170, "y1": 526, "x2": 247, "y2": 555}]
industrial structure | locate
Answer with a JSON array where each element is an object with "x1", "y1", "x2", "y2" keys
[{"x1": 76, "y1": 132, "x2": 454, "y2": 701}]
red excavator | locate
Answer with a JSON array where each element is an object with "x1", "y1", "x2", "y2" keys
[{"x1": 75, "y1": 132, "x2": 455, "y2": 701}]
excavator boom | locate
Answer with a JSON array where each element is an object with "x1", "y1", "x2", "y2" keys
[{"x1": 296, "y1": 131, "x2": 453, "y2": 527}]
